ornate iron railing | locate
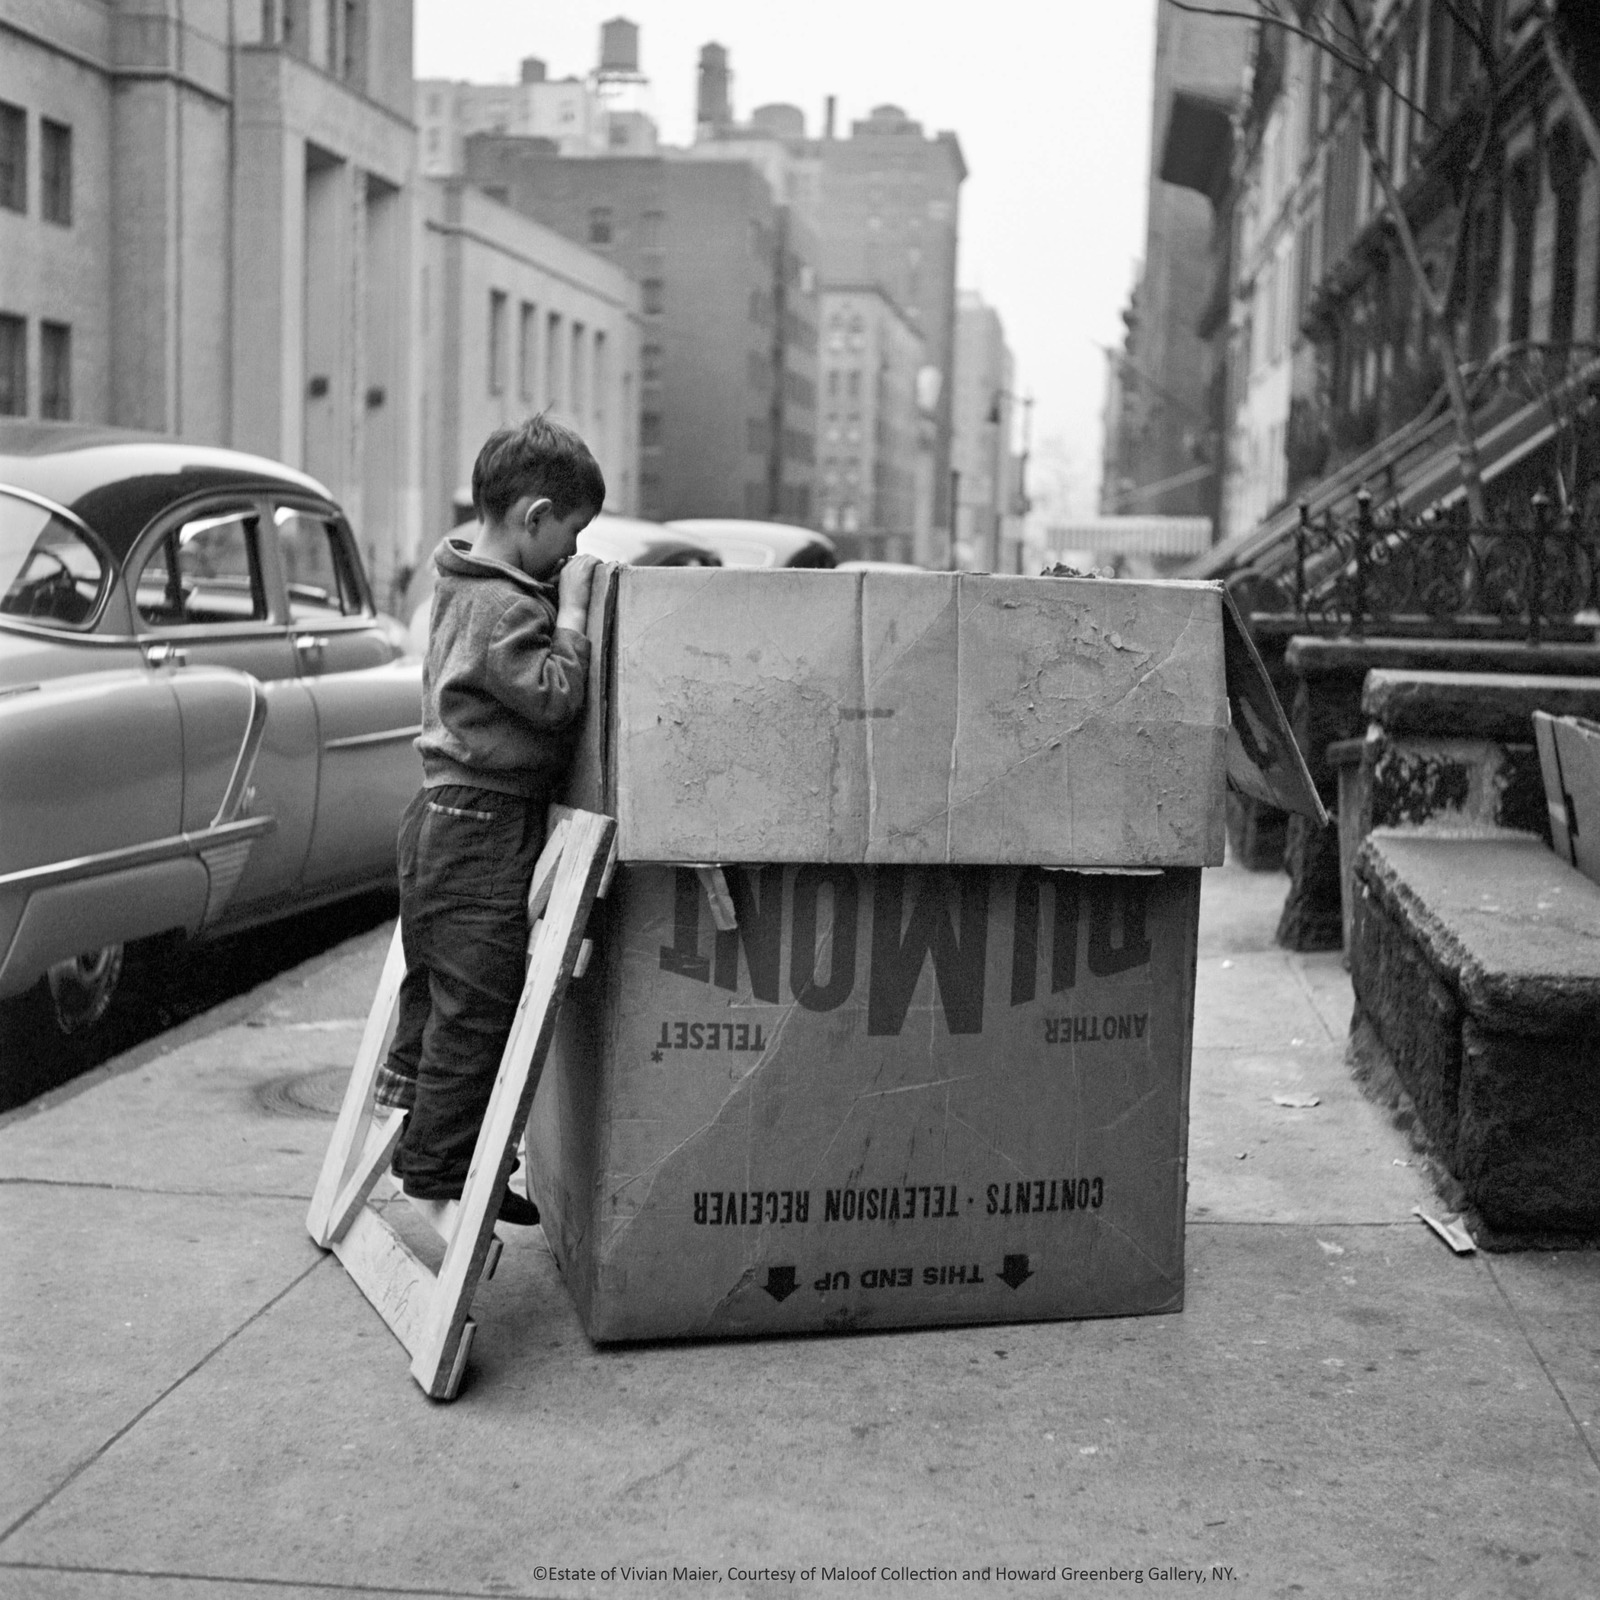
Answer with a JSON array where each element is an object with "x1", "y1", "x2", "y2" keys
[{"x1": 1243, "y1": 491, "x2": 1600, "y2": 643}]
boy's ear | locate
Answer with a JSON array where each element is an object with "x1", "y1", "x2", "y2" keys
[{"x1": 523, "y1": 496, "x2": 554, "y2": 530}]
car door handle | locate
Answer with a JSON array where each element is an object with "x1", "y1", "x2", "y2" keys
[
  {"x1": 294, "y1": 635, "x2": 328, "y2": 659},
  {"x1": 145, "y1": 643, "x2": 188, "y2": 668}
]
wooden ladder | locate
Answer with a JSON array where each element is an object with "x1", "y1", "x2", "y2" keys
[{"x1": 306, "y1": 804, "x2": 616, "y2": 1401}]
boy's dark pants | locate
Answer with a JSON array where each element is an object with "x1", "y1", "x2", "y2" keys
[{"x1": 382, "y1": 784, "x2": 547, "y2": 1200}]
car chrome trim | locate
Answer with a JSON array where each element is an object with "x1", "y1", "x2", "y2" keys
[
  {"x1": 324, "y1": 724, "x2": 422, "y2": 750},
  {"x1": 211, "y1": 679, "x2": 272, "y2": 827},
  {"x1": 0, "y1": 816, "x2": 277, "y2": 895}
]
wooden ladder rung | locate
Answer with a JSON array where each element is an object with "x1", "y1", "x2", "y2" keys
[{"x1": 306, "y1": 804, "x2": 616, "y2": 1400}]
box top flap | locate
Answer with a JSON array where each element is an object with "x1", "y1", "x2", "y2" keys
[{"x1": 1220, "y1": 588, "x2": 1326, "y2": 824}]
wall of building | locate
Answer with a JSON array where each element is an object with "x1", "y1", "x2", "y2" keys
[
  {"x1": 817, "y1": 284, "x2": 922, "y2": 561},
  {"x1": 419, "y1": 179, "x2": 641, "y2": 537},
  {"x1": 0, "y1": 2, "x2": 116, "y2": 425},
  {"x1": 808, "y1": 107, "x2": 964, "y2": 558},
  {"x1": 462, "y1": 137, "x2": 818, "y2": 525},
  {"x1": 0, "y1": 0, "x2": 425, "y2": 605},
  {"x1": 951, "y1": 290, "x2": 1014, "y2": 571}
]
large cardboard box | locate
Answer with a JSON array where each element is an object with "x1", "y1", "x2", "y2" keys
[
  {"x1": 530, "y1": 860, "x2": 1199, "y2": 1342},
  {"x1": 567, "y1": 569, "x2": 1316, "y2": 867},
  {"x1": 535, "y1": 570, "x2": 1320, "y2": 1342}
]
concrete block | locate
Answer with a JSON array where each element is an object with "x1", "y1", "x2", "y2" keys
[
  {"x1": 1348, "y1": 871, "x2": 1463, "y2": 1156},
  {"x1": 1456, "y1": 1020, "x2": 1600, "y2": 1233},
  {"x1": 1351, "y1": 829, "x2": 1600, "y2": 1236}
]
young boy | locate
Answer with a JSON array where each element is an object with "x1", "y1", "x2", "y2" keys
[{"x1": 376, "y1": 416, "x2": 603, "y2": 1224}]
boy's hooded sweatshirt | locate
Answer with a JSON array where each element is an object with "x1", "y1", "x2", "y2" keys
[{"x1": 415, "y1": 537, "x2": 590, "y2": 798}]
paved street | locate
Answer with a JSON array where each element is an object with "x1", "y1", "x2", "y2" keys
[{"x1": 2, "y1": 860, "x2": 1597, "y2": 1600}]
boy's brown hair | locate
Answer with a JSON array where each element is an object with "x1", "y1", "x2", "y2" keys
[{"x1": 471, "y1": 414, "x2": 606, "y2": 523}]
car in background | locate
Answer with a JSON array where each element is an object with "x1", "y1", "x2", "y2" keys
[
  {"x1": 0, "y1": 423, "x2": 422, "y2": 1038},
  {"x1": 403, "y1": 511, "x2": 721, "y2": 653},
  {"x1": 666, "y1": 518, "x2": 838, "y2": 570}
]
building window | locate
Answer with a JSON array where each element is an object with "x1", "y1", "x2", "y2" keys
[
  {"x1": 592, "y1": 330, "x2": 606, "y2": 424},
  {"x1": 641, "y1": 342, "x2": 662, "y2": 383},
  {"x1": 0, "y1": 314, "x2": 24, "y2": 415},
  {"x1": 642, "y1": 278, "x2": 664, "y2": 315},
  {"x1": 518, "y1": 301, "x2": 536, "y2": 400},
  {"x1": 545, "y1": 311, "x2": 562, "y2": 407},
  {"x1": 40, "y1": 321, "x2": 70, "y2": 419},
  {"x1": 488, "y1": 290, "x2": 507, "y2": 395},
  {"x1": 588, "y1": 206, "x2": 613, "y2": 245},
  {"x1": 0, "y1": 102, "x2": 24, "y2": 214},
  {"x1": 41, "y1": 119, "x2": 71, "y2": 226},
  {"x1": 641, "y1": 410, "x2": 662, "y2": 448},
  {"x1": 638, "y1": 210, "x2": 664, "y2": 250}
]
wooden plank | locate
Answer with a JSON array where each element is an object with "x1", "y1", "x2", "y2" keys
[
  {"x1": 525, "y1": 817, "x2": 570, "y2": 923},
  {"x1": 410, "y1": 808, "x2": 616, "y2": 1399},
  {"x1": 330, "y1": 1203, "x2": 437, "y2": 1359},
  {"x1": 325, "y1": 1109, "x2": 406, "y2": 1246},
  {"x1": 306, "y1": 925, "x2": 408, "y2": 1247}
]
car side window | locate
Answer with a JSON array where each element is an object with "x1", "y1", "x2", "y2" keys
[
  {"x1": 0, "y1": 492, "x2": 110, "y2": 629},
  {"x1": 135, "y1": 509, "x2": 267, "y2": 628},
  {"x1": 275, "y1": 507, "x2": 371, "y2": 621}
]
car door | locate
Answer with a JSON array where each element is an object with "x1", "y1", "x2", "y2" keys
[
  {"x1": 129, "y1": 499, "x2": 318, "y2": 910},
  {"x1": 270, "y1": 502, "x2": 422, "y2": 893}
]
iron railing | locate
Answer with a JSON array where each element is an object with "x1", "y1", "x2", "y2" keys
[{"x1": 1241, "y1": 491, "x2": 1600, "y2": 643}]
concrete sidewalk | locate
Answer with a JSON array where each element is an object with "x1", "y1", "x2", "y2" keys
[{"x1": 1, "y1": 861, "x2": 1596, "y2": 1600}]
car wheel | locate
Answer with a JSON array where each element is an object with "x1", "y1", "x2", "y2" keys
[{"x1": 45, "y1": 944, "x2": 125, "y2": 1036}]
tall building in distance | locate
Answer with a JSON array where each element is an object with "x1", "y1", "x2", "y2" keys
[
  {"x1": 1100, "y1": 4, "x2": 1251, "y2": 530},
  {"x1": 418, "y1": 180, "x2": 642, "y2": 536},
  {"x1": 809, "y1": 106, "x2": 965, "y2": 563},
  {"x1": 463, "y1": 135, "x2": 819, "y2": 525},
  {"x1": 416, "y1": 19, "x2": 658, "y2": 180},
  {"x1": 951, "y1": 291, "x2": 1018, "y2": 571},
  {"x1": 816, "y1": 285, "x2": 925, "y2": 562},
  {"x1": 689, "y1": 62, "x2": 964, "y2": 565}
]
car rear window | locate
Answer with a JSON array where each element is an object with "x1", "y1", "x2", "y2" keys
[{"x1": 0, "y1": 489, "x2": 111, "y2": 629}]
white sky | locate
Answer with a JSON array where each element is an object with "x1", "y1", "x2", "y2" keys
[{"x1": 414, "y1": 1, "x2": 1158, "y2": 516}]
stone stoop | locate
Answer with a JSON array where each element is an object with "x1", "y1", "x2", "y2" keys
[{"x1": 1350, "y1": 827, "x2": 1600, "y2": 1242}]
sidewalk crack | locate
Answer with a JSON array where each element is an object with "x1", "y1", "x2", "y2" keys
[
  {"x1": 1483, "y1": 1256, "x2": 1600, "y2": 1479},
  {"x1": 0, "y1": 1255, "x2": 325, "y2": 1550}
]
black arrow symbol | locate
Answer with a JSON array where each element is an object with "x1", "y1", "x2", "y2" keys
[
  {"x1": 998, "y1": 1253, "x2": 1033, "y2": 1290},
  {"x1": 763, "y1": 1266, "x2": 798, "y2": 1302}
]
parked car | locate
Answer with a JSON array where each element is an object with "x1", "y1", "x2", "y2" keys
[
  {"x1": 0, "y1": 423, "x2": 422, "y2": 1037},
  {"x1": 403, "y1": 511, "x2": 722, "y2": 653},
  {"x1": 666, "y1": 518, "x2": 838, "y2": 570}
]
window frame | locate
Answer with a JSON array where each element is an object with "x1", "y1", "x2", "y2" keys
[
  {"x1": 0, "y1": 100, "x2": 25, "y2": 214},
  {"x1": 271, "y1": 500, "x2": 376, "y2": 625},
  {"x1": 0, "y1": 485, "x2": 115, "y2": 635},
  {"x1": 40, "y1": 116, "x2": 71, "y2": 227},
  {"x1": 40, "y1": 319, "x2": 70, "y2": 420},
  {"x1": 129, "y1": 499, "x2": 276, "y2": 638}
]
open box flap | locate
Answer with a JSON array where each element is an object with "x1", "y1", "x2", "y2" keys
[
  {"x1": 557, "y1": 559, "x2": 619, "y2": 817},
  {"x1": 1220, "y1": 588, "x2": 1327, "y2": 825}
]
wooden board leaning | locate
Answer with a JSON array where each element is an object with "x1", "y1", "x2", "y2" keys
[{"x1": 306, "y1": 804, "x2": 618, "y2": 1400}]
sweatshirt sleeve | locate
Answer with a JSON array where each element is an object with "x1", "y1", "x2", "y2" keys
[{"x1": 482, "y1": 600, "x2": 591, "y2": 730}]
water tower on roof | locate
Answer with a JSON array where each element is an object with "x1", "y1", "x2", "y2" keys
[
  {"x1": 594, "y1": 15, "x2": 649, "y2": 116},
  {"x1": 599, "y1": 16, "x2": 639, "y2": 74}
]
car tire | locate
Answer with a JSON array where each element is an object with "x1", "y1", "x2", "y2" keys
[{"x1": 45, "y1": 944, "x2": 125, "y2": 1036}]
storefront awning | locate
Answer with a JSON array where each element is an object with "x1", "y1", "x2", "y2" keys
[{"x1": 1048, "y1": 516, "x2": 1213, "y2": 557}]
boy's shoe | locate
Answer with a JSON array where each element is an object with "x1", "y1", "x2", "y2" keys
[{"x1": 497, "y1": 1189, "x2": 541, "y2": 1226}]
